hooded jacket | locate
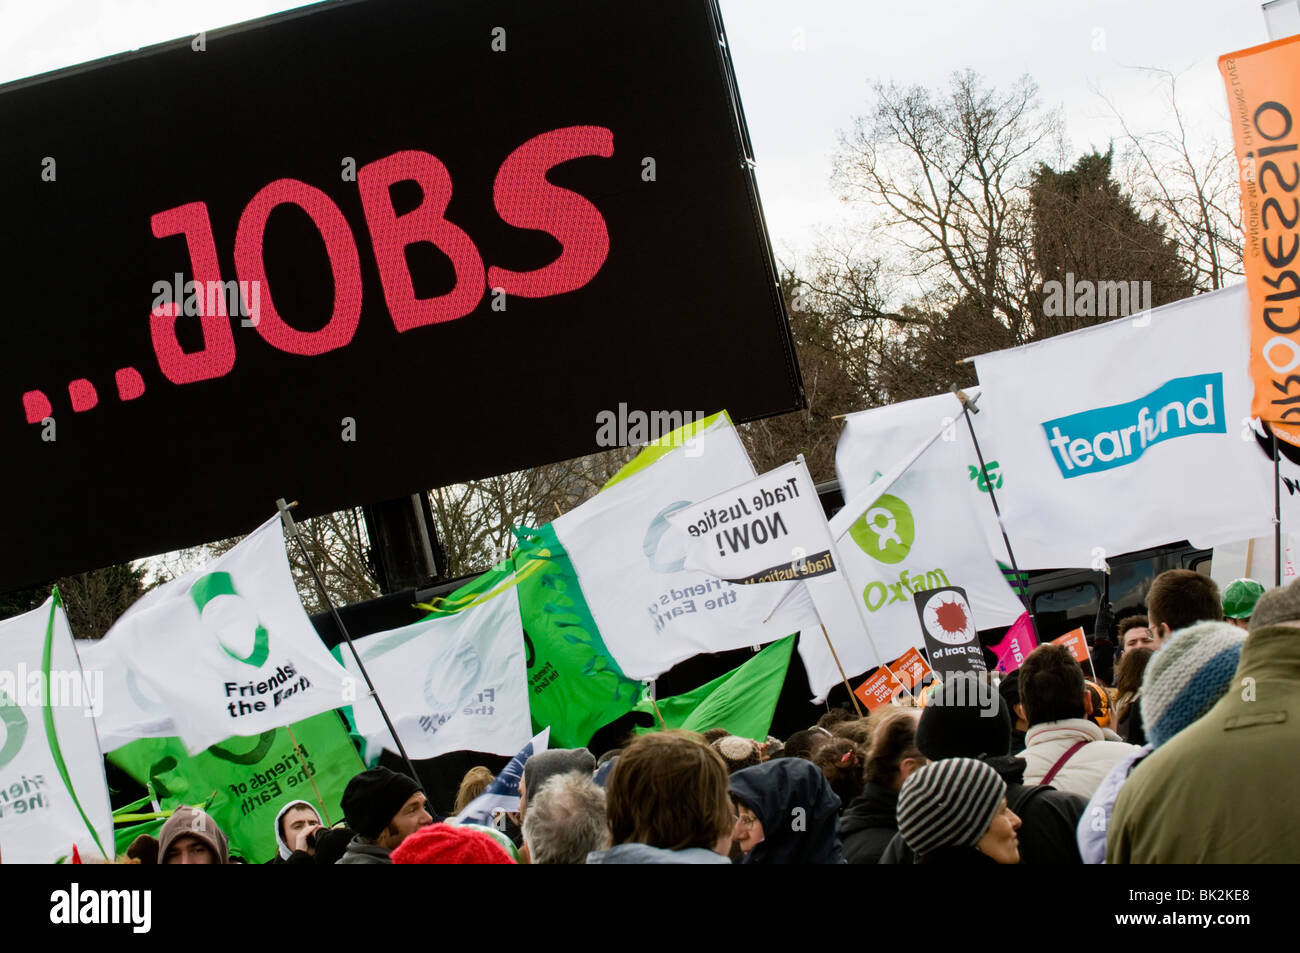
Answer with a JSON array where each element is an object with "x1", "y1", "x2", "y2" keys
[
  {"x1": 1107, "y1": 624, "x2": 1300, "y2": 863},
  {"x1": 156, "y1": 806, "x2": 230, "y2": 864},
  {"x1": 878, "y1": 756, "x2": 1085, "y2": 865},
  {"x1": 585, "y1": 844, "x2": 731, "y2": 864},
  {"x1": 271, "y1": 799, "x2": 321, "y2": 862},
  {"x1": 839, "y1": 782, "x2": 899, "y2": 865},
  {"x1": 728, "y1": 759, "x2": 844, "y2": 864},
  {"x1": 1019, "y1": 718, "x2": 1140, "y2": 799}
]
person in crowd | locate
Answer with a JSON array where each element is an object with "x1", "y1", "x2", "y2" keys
[
  {"x1": 896, "y1": 758, "x2": 1022, "y2": 865},
  {"x1": 521, "y1": 771, "x2": 608, "y2": 864},
  {"x1": 1113, "y1": 648, "x2": 1153, "y2": 744},
  {"x1": 126, "y1": 834, "x2": 158, "y2": 865},
  {"x1": 157, "y1": 805, "x2": 229, "y2": 865},
  {"x1": 1078, "y1": 621, "x2": 1245, "y2": 863},
  {"x1": 1084, "y1": 680, "x2": 1112, "y2": 731},
  {"x1": 1221, "y1": 578, "x2": 1265, "y2": 631},
  {"x1": 1145, "y1": 570, "x2": 1222, "y2": 648},
  {"x1": 1118, "y1": 615, "x2": 1154, "y2": 656},
  {"x1": 878, "y1": 674, "x2": 1085, "y2": 864},
  {"x1": 829, "y1": 717, "x2": 874, "y2": 746},
  {"x1": 817, "y1": 708, "x2": 855, "y2": 731},
  {"x1": 712, "y1": 735, "x2": 762, "y2": 773},
  {"x1": 781, "y1": 727, "x2": 831, "y2": 761},
  {"x1": 311, "y1": 827, "x2": 357, "y2": 866},
  {"x1": 812, "y1": 737, "x2": 865, "y2": 807},
  {"x1": 998, "y1": 671, "x2": 1028, "y2": 755},
  {"x1": 1016, "y1": 645, "x2": 1139, "y2": 799},
  {"x1": 1107, "y1": 582, "x2": 1300, "y2": 863},
  {"x1": 270, "y1": 800, "x2": 322, "y2": 864},
  {"x1": 519, "y1": 747, "x2": 596, "y2": 822},
  {"x1": 700, "y1": 727, "x2": 730, "y2": 745},
  {"x1": 391, "y1": 823, "x2": 516, "y2": 863},
  {"x1": 728, "y1": 757, "x2": 844, "y2": 864},
  {"x1": 586, "y1": 732, "x2": 733, "y2": 864},
  {"x1": 336, "y1": 766, "x2": 432, "y2": 864},
  {"x1": 840, "y1": 709, "x2": 924, "y2": 864},
  {"x1": 452, "y1": 766, "x2": 494, "y2": 815}
]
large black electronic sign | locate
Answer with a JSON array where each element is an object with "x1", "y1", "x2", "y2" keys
[{"x1": 0, "y1": 0, "x2": 802, "y2": 590}]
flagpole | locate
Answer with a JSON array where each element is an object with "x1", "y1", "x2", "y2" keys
[
  {"x1": 285, "y1": 725, "x2": 331, "y2": 827},
  {"x1": 276, "y1": 499, "x2": 424, "y2": 788},
  {"x1": 646, "y1": 680, "x2": 668, "y2": 730},
  {"x1": 818, "y1": 624, "x2": 864, "y2": 716},
  {"x1": 955, "y1": 391, "x2": 1037, "y2": 638},
  {"x1": 1274, "y1": 429, "x2": 1283, "y2": 587}
]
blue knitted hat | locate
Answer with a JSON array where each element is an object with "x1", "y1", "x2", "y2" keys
[{"x1": 1140, "y1": 621, "x2": 1245, "y2": 748}]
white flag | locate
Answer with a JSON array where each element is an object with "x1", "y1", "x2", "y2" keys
[
  {"x1": 106, "y1": 516, "x2": 354, "y2": 754},
  {"x1": 836, "y1": 389, "x2": 1008, "y2": 561},
  {"x1": 552, "y1": 414, "x2": 817, "y2": 680},
  {"x1": 973, "y1": 286, "x2": 1275, "y2": 569},
  {"x1": 76, "y1": 634, "x2": 176, "y2": 752},
  {"x1": 341, "y1": 583, "x2": 530, "y2": 761},
  {"x1": 805, "y1": 422, "x2": 1025, "y2": 697},
  {"x1": 0, "y1": 595, "x2": 114, "y2": 863}
]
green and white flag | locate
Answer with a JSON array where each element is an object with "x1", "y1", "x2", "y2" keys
[
  {"x1": 341, "y1": 580, "x2": 531, "y2": 761},
  {"x1": 108, "y1": 711, "x2": 362, "y2": 864},
  {"x1": 0, "y1": 593, "x2": 113, "y2": 863},
  {"x1": 551, "y1": 413, "x2": 817, "y2": 680},
  {"x1": 106, "y1": 515, "x2": 353, "y2": 754}
]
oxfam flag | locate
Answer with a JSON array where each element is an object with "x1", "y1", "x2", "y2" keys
[
  {"x1": 107, "y1": 516, "x2": 354, "y2": 754},
  {"x1": 973, "y1": 287, "x2": 1274, "y2": 568},
  {"x1": 0, "y1": 594, "x2": 114, "y2": 863}
]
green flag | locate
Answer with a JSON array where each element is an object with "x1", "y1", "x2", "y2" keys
[
  {"x1": 634, "y1": 634, "x2": 795, "y2": 741},
  {"x1": 107, "y1": 711, "x2": 363, "y2": 863},
  {"x1": 421, "y1": 524, "x2": 643, "y2": 750}
]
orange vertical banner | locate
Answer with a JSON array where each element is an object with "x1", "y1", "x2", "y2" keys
[{"x1": 1221, "y1": 35, "x2": 1300, "y2": 449}]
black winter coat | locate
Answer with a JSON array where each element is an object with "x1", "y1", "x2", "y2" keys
[{"x1": 839, "y1": 782, "x2": 899, "y2": 865}]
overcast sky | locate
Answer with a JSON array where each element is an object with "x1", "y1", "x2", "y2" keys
[{"x1": 0, "y1": 0, "x2": 1282, "y2": 263}]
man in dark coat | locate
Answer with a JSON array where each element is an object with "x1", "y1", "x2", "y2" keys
[{"x1": 878, "y1": 673, "x2": 1086, "y2": 864}]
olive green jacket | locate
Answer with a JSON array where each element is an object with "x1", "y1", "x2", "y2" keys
[{"x1": 1107, "y1": 624, "x2": 1300, "y2": 863}]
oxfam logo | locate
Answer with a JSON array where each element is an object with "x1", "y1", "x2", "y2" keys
[
  {"x1": 0, "y1": 692, "x2": 28, "y2": 769},
  {"x1": 848, "y1": 494, "x2": 914, "y2": 564},
  {"x1": 191, "y1": 571, "x2": 270, "y2": 667}
]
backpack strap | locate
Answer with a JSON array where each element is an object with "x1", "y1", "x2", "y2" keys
[{"x1": 1039, "y1": 740, "x2": 1087, "y2": 787}]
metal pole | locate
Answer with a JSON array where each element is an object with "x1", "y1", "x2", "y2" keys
[
  {"x1": 276, "y1": 499, "x2": 423, "y2": 788},
  {"x1": 1275, "y1": 430, "x2": 1283, "y2": 587}
]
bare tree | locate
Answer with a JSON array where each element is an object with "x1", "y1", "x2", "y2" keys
[
  {"x1": 834, "y1": 69, "x2": 1064, "y2": 343},
  {"x1": 1096, "y1": 68, "x2": 1243, "y2": 291}
]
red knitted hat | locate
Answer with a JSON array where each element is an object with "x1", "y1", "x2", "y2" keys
[{"x1": 390, "y1": 823, "x2": 517, "y2": 865}]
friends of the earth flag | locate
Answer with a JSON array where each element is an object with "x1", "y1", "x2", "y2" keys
[
  {"x1": 423, "y1": 524, "x2": 643, "y2": 750},
  {"x1": 340, "y1": 580, "x2": 531, "y2": 761},
  {"x1": 632, "y1": 635, "x2": 795, "y2": 741},
  {"x1": 76, "y1": 630, "x2": 176, "y2": 752},
  {"x1": 807, "y1": 421, "x2": 1025, "y2": 700},
  {"x1": 106, "y1": 515, "x2": 354, "y2": 754},
  {"x1": 0, "y1": 593, "x2": 114, "y2": 863},
  {"x1": 551, "y1": 412, "x2": 816, "y2": 680},
  {"x1": 973, "y1": 286, "x2": 1275, "y2": 569},
  {"x1": 451, "y1": 727, "x2": 549, "y2": 827},
  {"x1": 1221, "y1": 34, "x2": 1300, "y2": 451},
  {"x1": 107, "y1": 712, "x2": 362, "y2": 864}
]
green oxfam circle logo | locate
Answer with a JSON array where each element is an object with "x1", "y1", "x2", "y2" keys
[{"x1": 848, "y1": 494, "x2": 915, "y2": 564}]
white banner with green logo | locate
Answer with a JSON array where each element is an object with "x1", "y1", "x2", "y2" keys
[
  {"x1": 0, "y1": 593, "x2": 114, "y2": 863},
  {"x1": 552, "y1": 413, "x2": 818, "y2": 680},
  {"x1": 805, "y1": 423, "x2": 1024, "y2": 697},
  {"x1": 106, "y1": 516, "x2": 354, "y2": 754}
]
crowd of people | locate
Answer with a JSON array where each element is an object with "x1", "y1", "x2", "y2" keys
[{"x1": 117, "y1": 570, "x2": 1299, "y2": 864}]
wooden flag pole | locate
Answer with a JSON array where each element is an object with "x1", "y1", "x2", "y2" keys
[
  {"x1": 276, "y1": 498, "x2": 424, "y2": 790},
  {"x1": 647, "y1": 681, "x2": 668, "y2": 730},
  {"x1": 286, "y1": 724, "x2": 330, "y2": 827},
  {"x1": 820, "y1": 624, "x2": 864, "y2": 716}
]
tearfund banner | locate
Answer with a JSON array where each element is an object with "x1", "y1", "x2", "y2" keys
[
  {"x1": 421, "y1": 523, "x2": 644, "y2": 750},
  {"x1": 1221, "y1": 35, "x2": 1300, "y2": 450},
  {"x1": 0, "y1": 593, "x2": 114, "y2": 863},
  {"x1": 107, "y1": 711, "x2": 362, "y2": 864}
]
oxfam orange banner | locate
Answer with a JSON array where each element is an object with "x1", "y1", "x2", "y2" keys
[{"x1": 1221, "y1": 35, "x2": 1300, "y2": 449}]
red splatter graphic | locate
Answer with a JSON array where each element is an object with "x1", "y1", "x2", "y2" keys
[{"x1": 934, "y1": 598, "x2": 969, "y2": 636}]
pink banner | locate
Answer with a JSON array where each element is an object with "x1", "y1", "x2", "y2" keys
[{"x1": 993, "y1": 612, "x2": 1038, "y2": 673}]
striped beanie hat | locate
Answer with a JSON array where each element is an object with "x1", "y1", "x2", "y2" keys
[
  {"x1": 1141, "y1": 620, "x2": 1246, "y2": 748},
  {"x1": 896, "y1": 758, "x2": 1005, "y2": 859}
]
